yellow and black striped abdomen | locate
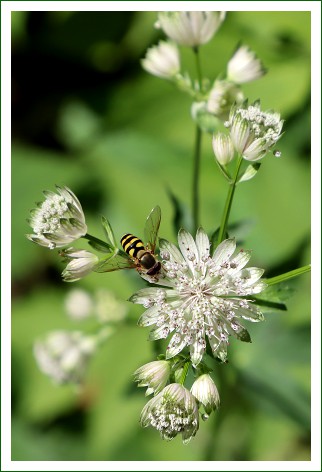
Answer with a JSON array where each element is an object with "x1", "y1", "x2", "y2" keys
[{"x1": 121, "y1": 234, "x2": 145, "y2": 259}]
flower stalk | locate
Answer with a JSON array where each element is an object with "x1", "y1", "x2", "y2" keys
[
  {"x1": 266, "y1": 265, "x2": 311, "y2": 286},
  {"x1": 217, "y1": 155, "x2": 243, "y2": 244}
]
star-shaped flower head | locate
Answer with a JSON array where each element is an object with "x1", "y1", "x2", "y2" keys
[{"x1": 131, "y1": 229, "x2": 266, "y2": 367}]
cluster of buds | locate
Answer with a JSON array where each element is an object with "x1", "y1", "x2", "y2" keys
[{"x1": 134, "y1": 360, "x2": 220, "y2": 443}]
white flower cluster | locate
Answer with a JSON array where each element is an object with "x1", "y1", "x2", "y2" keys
[
  {"x1": 33, "y1": 330, "x2": 97, "y2": 384},
  {"x1": 26, "y1": 186, "x2": 87, "y2": 249},
  {"x1": 131, "y1": 228, "x2": 266, "y2": 367},
  {"x1": 213, "y1": 101, "x2": 284, "y2": 164}
]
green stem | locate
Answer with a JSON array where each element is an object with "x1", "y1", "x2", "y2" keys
[
  {"x1": 179, "y1": 361, "x2": 190, "y2": 386},
  {"x1": 82, "y1": 233, "x2": 111, "y2": 250},
  {"x1": 192, "y1": 125, "x2": 202, "y2": 234},
  {"x1": 266, "y1": 265, "x2": 311, "y2": 286},
  {"x1": 193, "y1": 46, "x2": 202, "y2": 91},
  {"x1": 217, "y1": 155, "x2": 243, "y2": 244}
]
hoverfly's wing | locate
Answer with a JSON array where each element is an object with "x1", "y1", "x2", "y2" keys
[
  {"x1": 93, "y1": 251, "x2": 135, "y2": 273},
  {"x1": 144, "y1": 205, "x2": 161, "y2": 252}
]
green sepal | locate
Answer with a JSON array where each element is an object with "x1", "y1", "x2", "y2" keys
[
  {"x1": 101, "y1": 215, "x2": 117, "y2": 248},
  {"x1": 238, "y1": 163, "x2": 261, "y2": 183},
  {"x1": 87, "y1": 239, "x2": 112, "y2": 253}
]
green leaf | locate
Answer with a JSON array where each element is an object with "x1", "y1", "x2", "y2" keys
[
  {"x1": 87, "y1": 239, "x2": 112, "y2": 253},
  {"x1": 101, "y1": 215, "x2": 117, "y2": 248}
]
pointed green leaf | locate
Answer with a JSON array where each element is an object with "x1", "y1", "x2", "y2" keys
[
  {"x1": 238, "y1": 163, "x2": 261, "y2": 183},
  {"x1": 101, "y1": 216, "x2": 117, "y2": 248}
]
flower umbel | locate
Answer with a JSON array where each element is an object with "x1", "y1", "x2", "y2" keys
[
  {"x1": 191, "y1": 373, "x2": 220, "y2": 417},
  {"x1": 26, "y1": 186, "x2": 87, "y2": 249},
  {"x1": 227, "y1": 45, "x2": 266, "y2": 84},
  {"x1": 140, "y1": 383, "x2": 199, "y2": 443},
  {"x1": 61, "y1": 248, "x2": 98, "y2": 282},
  {"x1": 156, "y1": 11, "x2": 226, "y2": 47},
  {"x1": 134, "y1": 360, "x2": 171, "y2": 396},
  {"x1": 226, "y1": 101, "x2": 284, "y2": 161},
  {"x1": 131, "y1": 229, "x2": 266, "y2": 366},
  {"x1": 33, "y1": 330, "x2": 97, "y2": 384},
  {"x1": 141, "y1": 41, "x2": 180, "y2": 79}
]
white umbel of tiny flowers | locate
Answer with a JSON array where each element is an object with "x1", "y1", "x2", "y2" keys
[
  {"x1": 207, "y1": 80, "x2": 244, "y2": 120},
  {"x1": 130, "y1": 229, "x2": 266, "y2": 366},
  {"x1": 156, "y1": 11, "x2": 226, "y2": 47},
  {"x1": 212, "y1": 132, "x2": 235, "y2": 165},
  {"x1": 191, "y1": 374, "x2": 220, "y2": 416},
  {"x1": 141, "y1": 41, "x2": 180, "y2": 79},
  {"x1": 26, "y1": 186, "x2": 87, "y2": 249},
  {"x1": 33, "y1": 330, "x2": 97, "y2": 384},
  {"x1": 227, "y1": 45, "x2": 266, "y2": 84},
  {"x1": 140, "y1": 383, "x2": 199, "y2": 443},
  {"x1": 61, "y1": 248, "x2": 98, "y2": 282},
  {"x1": 134, "y1": 360, "x2": 171, "y2": 396},
  {"x1": 227, "y1": 101, "x2": 284, "y2": 161}
]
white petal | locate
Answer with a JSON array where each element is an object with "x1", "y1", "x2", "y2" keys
[
  {"x1": 166, "y1": 335, "x2": 187, "y2": 359},
  {"x1": 129, "y1": 288, "x2": 162, "y2": 304},
  {"x1": 190, "y1": 339, "x2": 205, "y2": 367},
  {"x1": 212, "y1": 238, "x2": 236, "y2": 265},
  {"x1": 159, "y1": 238, "x2": 185, "y2": 264},
  {"x1": 227, "y1": 249, "x2": 252, "y2": 273},
  {"x1": 178, "y1": 229, "x2": 199, "y2": 271},
  {"x1": 238, "y1": 267, "x2": 265, "y2": 286},
  {"x1": 234, "y1": 306, "x2": 264, "y2": 322},
  {"x1": 137, "y1": 306, "x2": 162, "y2": 327},
  {"x1": 195, "y1": 228, "x2": 210, "y2": 261}
]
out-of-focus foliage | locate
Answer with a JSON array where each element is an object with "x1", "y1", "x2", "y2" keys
[{"x1": 11, "y1": 11, "x2": 310, "y2": 461}]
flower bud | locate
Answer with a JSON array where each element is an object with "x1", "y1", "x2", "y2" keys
[
  {"x1": 61, "y1": 248, "x2": 98, "y2": 282},
  {"x1": 227, "y1": 45, "x2": 266, "y2": 84},
  {"x1": 134, "y1": 360, "x2": 171, "y2": 396},
  {"x1": 212, "y1": 132, "x2": 235, "y2": 165},
  {"x1": 191, "y1": 374, "x2": 220, "y2": 416},
  {"x1": 155, "y1": 11, "x2": 226, "y2": 47},
  {"x1": 141, "y1": 41, "x2": 180, "y2": 79}
]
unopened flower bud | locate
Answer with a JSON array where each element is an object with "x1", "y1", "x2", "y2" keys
[{"x1": 212, "y1": 132, "x2": 235, "y2": 165}]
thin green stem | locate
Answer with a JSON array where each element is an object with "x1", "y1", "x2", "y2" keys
[
  {"x1": 193, "y1": 46, "x2": 202, "y2": 91},
  {"x1": 192, "y1": 125, "x2": 202, "y2": 234},
  {"x1": 217, "y1": 155, "x2": 243, "y2": 244},
  {"x1": 82, "y1": 233, "x2": 111, "y2": 250},
  {"x1": 266, "y1": 265, "x2": 311, "y2": 286},
  {"x1": 179, "y1": 361, "x2": 190, "y2": 386}
]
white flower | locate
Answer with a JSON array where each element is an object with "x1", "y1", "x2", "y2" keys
[
  {"x1": 227, "y1": 45, "x2": 266, "y2": 84},
  {"x1": 227, "y1": 101, "x2": 284, "y2": 161},
  {"x1": 130, "y1": 230, "x2": 266, "y2": 366},
  {"x1": 26, "y1": 186, "x2": 87, "y2": 249},
  {"x1": 156, "y1": 11, "x2": 226, "y2": 47},
  {"x1": 207, "y1": 80, "x2": 244, "y2": 120},
  {"x1": 33, "y1": 330, "x2": 97, "y2": 384},
  {"x1": 142, "y1": 41, "x2": 180, "y2": 79},
  {"x1": 94, "y1": 289, "x2": 128, "y2": 323},
  {"x1": 212, "y1": 132, "x2": 235, "y2": 165},
  {"x1": 64, "y1": 288, "x2": 94, "y2": 320},
  {"x1": 191, "y1": 374, "x2": 220, "y2": 417},
  {"x1": 140, "y1": 383, "x2": 199, "y2": 443},
  {"x1": 61, "y1": 248, "x2": 98, "y2": 282},
  {"x1": 134, "y1": 360, "x2": 171, "y2": 396}
]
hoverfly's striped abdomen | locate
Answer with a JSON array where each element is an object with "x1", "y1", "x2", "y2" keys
[
  {"x1": 121, "y1": 234, "x2": 145, "y2": 259},
  {"x1": 121, "y1": 233, "x2": 161, "y2": 275}
]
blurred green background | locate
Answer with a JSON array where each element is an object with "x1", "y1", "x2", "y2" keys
[{"x1": 11, "y1": 11, "x2": 311, "y2": 461}]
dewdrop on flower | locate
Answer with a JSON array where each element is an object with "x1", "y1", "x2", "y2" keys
[
  {"x1": 33, "y1": 330, "x2": 97, "y2": 385},
  {"x1": 141, "y1": 41, "x2": 180, "y2": 79},
  {"x1": 227, "y1": 101, "x2": 284, "y2": 161},
  {"x1": 130, "y1": 229, "x2": 266, "y2": 367},
  {"x1": 61, "y1": 248, "x2": 98, "y2": 282},
  {"x1": 134, "y1": 360, "x2": 171, "y2": 396},
  {"x1": 140, "y1": 383, "x2": 199, "y2": 443},
  {"x1": 26, "y1": 186, "x2": 87, "y2": 249},
  {"x1": 227, "y1": 45, "x2": 266, "y2": 84},
  {"x1": 155, "y1": 11, "x2": 226, "y2": 47}
]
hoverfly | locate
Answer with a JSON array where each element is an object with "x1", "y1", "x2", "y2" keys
[{"x1": 94, "y1": 206, "x2": 162, "y2": 277}]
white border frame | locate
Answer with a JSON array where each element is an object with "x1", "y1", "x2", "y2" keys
[{"x1": 2, "y1": 2, "x2": 321, "y2": 470}]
